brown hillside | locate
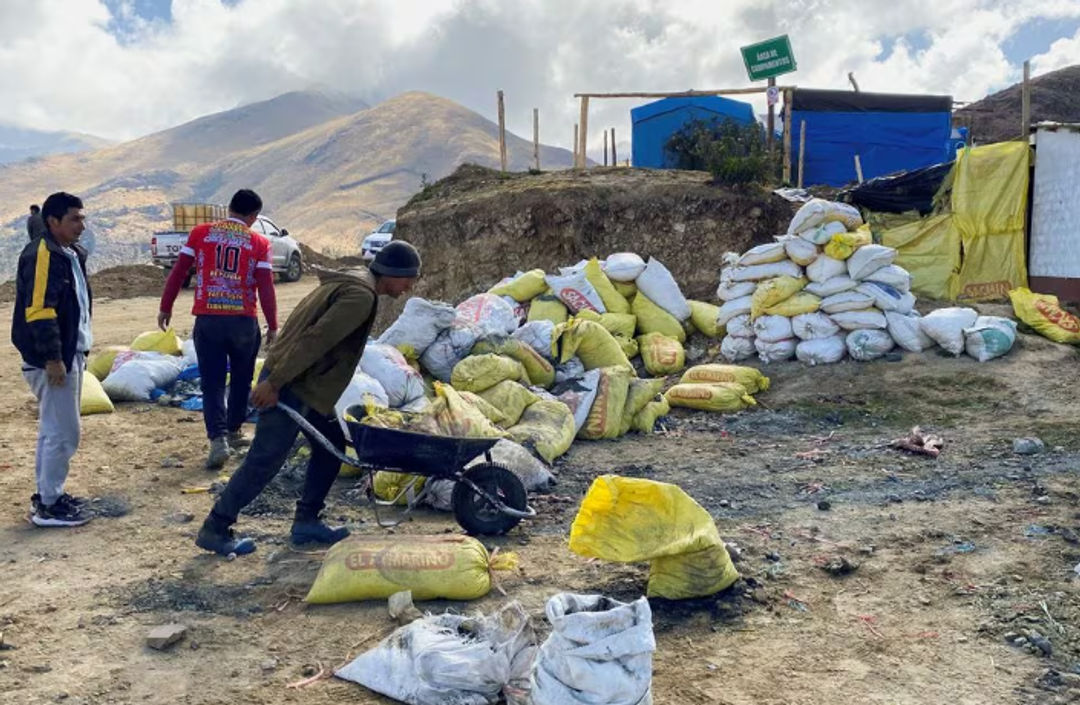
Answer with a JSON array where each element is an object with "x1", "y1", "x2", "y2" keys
[{"x1": 956, "y1": 64, "x2": 1080, "y2": 143}]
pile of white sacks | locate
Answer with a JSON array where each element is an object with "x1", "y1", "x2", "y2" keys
[{"x1": 715, "y1": 198, "x2": 1017, "y2": 365}]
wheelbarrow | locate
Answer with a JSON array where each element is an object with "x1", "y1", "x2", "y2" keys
[{"x1": 277, "y1": 403, "x2": 535, "y2": 535}]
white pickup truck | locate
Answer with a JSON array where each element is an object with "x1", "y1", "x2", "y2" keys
[{"x1": 151, "y1": 213, "x2": 304, "y2": 285}]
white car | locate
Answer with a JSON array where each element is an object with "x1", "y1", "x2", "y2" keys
[
  {"x1": 360, "y1": 219, "x2": 396, "y2": 260},
  {"x1": 152, "y1": 214, "x2": 303, "y2": 285}
]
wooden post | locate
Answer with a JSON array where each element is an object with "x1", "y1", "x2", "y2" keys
[
  {"x1": 797, "y1": 120, "x2": 806, "y2": 189},
  {"x1": 782, "y1": 88, "x2": 793, "y2": 184},
  {"x1": 611, "y1": 127, "x2": 617, "y2": 165},
  {"x1": 767, "y1": 77, "x2": 776, "y2": 159},
  {"x1": 1021, "y1": 60, "x2": 1031, "y2": 139},
  {"x1": 497, "y1": 90, "x2": 507, "y2": 172},
  {"x1": 603, "y1": 129, "x2": 609, "y2": 166},
  {"x1": 573, "y1": 123, "x2": 579, "y2": 163},
  {"x1": 577, "y1": 96, "x2": 590, "y2": 169},
  {"x1": 854, "y1": 154, "x2": 864, "y2": 183},
  {"x1": 533, "y1": 108, "x2": 540, "y2": 171}
]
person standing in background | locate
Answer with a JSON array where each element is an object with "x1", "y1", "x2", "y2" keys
[
  {"x1": 26, "y1": 204, "x2": 45, "y2": 240},
  {"x1": 158, "y1": 189, "x2": 278, "y2": 470}
]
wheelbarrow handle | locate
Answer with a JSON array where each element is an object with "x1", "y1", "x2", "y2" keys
[{"x1": 276, "y1": 402, "x2": 357, "y2": 467}]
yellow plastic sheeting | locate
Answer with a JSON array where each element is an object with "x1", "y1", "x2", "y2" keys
[
  {"x1": 569, "y1": 476, "x2": 739, "y2": 599},
  {"x1": 880, "y1": 213, "x2": 961, "y2": 301},
  {"x1": 953, "y1": 142, "x2": 1030, "y2": 301},
  {"x1": 305, "y1": 535, "x2": 518, "y2": 604}
]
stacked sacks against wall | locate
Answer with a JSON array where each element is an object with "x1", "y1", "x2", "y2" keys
[{"x1": 715, "y1": 198, "x2": 1018, "y2": 365}]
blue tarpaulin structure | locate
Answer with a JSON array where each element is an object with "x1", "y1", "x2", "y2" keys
[
  {"x1": 631, "y1": 96, "x2": 756, "y2": 168},
  {"x1": 789, "y1": 89, "x2": 953, "y2": 187}
]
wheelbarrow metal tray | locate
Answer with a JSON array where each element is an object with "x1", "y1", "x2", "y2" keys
[{"x1": 346, "y1": 421, "x2": 499, "y2": 477}]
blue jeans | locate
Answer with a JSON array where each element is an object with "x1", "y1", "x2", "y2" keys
[
  {"x1": 193, "y1": 315, "x2": 260, "y2": 440},
  {"x1": 207, "y1": 384, "x2": 346, "y2": 528}
]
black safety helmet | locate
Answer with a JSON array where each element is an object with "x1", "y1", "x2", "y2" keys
[{"x1": 370, "y1": 240, "x2": 421, "y2": 278}]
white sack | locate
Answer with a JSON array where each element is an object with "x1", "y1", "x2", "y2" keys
[
  {"x1": 830, "y1": 309, "x2": 887, "y2": 331},
  {"x1": 792, "y1": 312, "x2": 841, "y2": 340},
  {"x1": 102, "y1": 352, "x2": 186, "y2": 402},
  {"x1": 855, "y1": 281, "x2": 912, "y2": 313},
  {"x1": 721, "y1": 335, "x2": 757, "y2": 362},
  {"x1": 513, "y1": 321, "x2": 558, "y2": 361},
  {"x1": 360, "y1": 344, "x2": 426, "y2": 408},
  {"x1": 806, "y1": 255, "x2": 847, "y2": 283},
  {"x1": 787, "y1": 198, "x2": 863, "y2": 236},
  {"x1": 885, "y1": 311, "x2": 935, "y2": 353},
  {"x1": 715, "y1": 278, "x2": 756, "y2": 302},
  {"x1": 334, "y1": 369, "x2": 389, "y2": 434},
  {"x1": 847, "y1": 244, "x2": 898, "y2": 280},
  {"x1": 421, "y1": 325, "x2": 481, "y2": 382},
  {"x1": 717, "y1": 295, "x2": 753, "y2": 326},
  {"x1": 467, "y1": 439, "x2": 557, "y2": 492},
  {"x1": 555, "y1": 369, "x2": 601, "y2": 434},
  {"x1": 782, "y1": 236, "x2": 819, "y2": 266},
  {"x1": 603, "y1": 253, "x2": 647, "y2": 282},
  {"x1": 821, "y1": 290, "x2": 876, "y2": 314},
  {"x1": 554, "y1": 357, "x2": 586, "y2": 385},
  {"x1": 796, "y1": 335, "x2": 847, "y2": 365},
  {"x1": 729, "y1": 260, "x2": 803, "y2": 283},
  {"x1": 799, "y1": 221, "x2": 847, "y2": 245},
  {"x1": 753, "y1": 314, "x2": 794, "y2": 343},
  {"x1": 377, "y1": 297, "x2": 458, "y2": 356},
  {"x1": 726, "y1": 313, "x2": 755, "y2": 338},
  {"x1": 755, "y1": 337, "x2": 797, "y2": 363},
  {"x1": 635, "y1": 258, "x2": 691, "y2": 321},
  {"x1": 805, "y1": 275, "x2": 857, "y2": 298},
  {"x1": 846, "y1": 329, "x2": 895, "y2": 361},
  {"x1": 964, "y1": 316, "x2": 1018, "y2": 362},
  {"x1": 738, "y1": 242, "x2": 787, "y2": 267},
  {"x1": 920, "y1": 307, "x2": 979, "y2": 356},
  {"x1": 865, "y1": 264, "x2": 912, "y2": 292},
  {"x1": 455, "y1": 293, "x2": 521, "y2": 337}
]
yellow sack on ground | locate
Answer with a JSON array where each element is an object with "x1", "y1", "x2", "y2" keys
[
  {"x1": 632, "y1": 293, "x2": 686, "y2": 342},
  {"x1": 574, "y1": 311, "x2": 638, "y2": 339},
  {"x1": 556, "y1": 319, "x2": 634, "y2": 373},
  {"x1": 80, "y1": 373, "x2": 114, "y2": 415},
  {"x1": 680, "y1": 364, "x2": 770, "y2": 394},
  {"x1": 478, "y1": 380, "x2": 539, "y2": 427},
  {"x1": 824, "y1": 226, "x2": 872, "y2": 261},
  {"x1": 751, "y1": 277, "x2": 807, "y2": 320},
  {"x1": 579, "y1": 366, "x2": 632, "y2": 440},
  {"x1": 450, "y1": 354, "x2": 526, "y2": 393},
  {"x1": 632, "y1": 396, "x2": 670, "y2": 433},
  {"x1": 432, "y1": 383, "x2": 507, "y2": 438},
  {"x1": 688, "y1": 300, "x2": 723, "y2": 338},
  {"x1": 613, "y1": 280, "x2": 638, "y2": 299},
  {"x1": 648, "y1": 545, "x2": 740, "y2": 600},
  {"x1": 373, "y1": 471, "x2": 427, "y2": 506},
  {"x1": 763, "y1": 291, "x2": 821, "y2": 317},
  {"x1": 507, "y1": 399, "x2": 575, "y2": 463},
  {"x1": 585, "y1": 258, "x2": 631, "y2": 314},
  {"x1": 620, "y1": 378, "x2": 666, "y2": 436},
  {"x1": 305, "y1": 535, "x2": 518, "y2": 604},
  {"x1": 339, "y1": 446, "x2": 363, "y2": 479},
  {"x1": 490, "y1": 269, "x2": 548, "y2": 302},
  {"x1": 666, "y1": 382, "x2": 756, "y2": 412},
  {"x1": 87, "y1": 346, "x2": 128, "y2": 380},
  {"x1": 131, "y1": 328, "x2": 182, "y2": 355},
  {"x1": 458, "y1": 391, "x2": 507, "y2": 426},
  {"x1": 638, "y1": 333, "x2": 685, "y2": 376},
  {"x1": 616, "y1": 335, "x2": 639, "y2": 359},
  {"x1": 472, "y1": 337, "x2": 556, "y2": 388},
  {"x1": 1009, "y1": 287, "x2": 1080, "y2": 344},
  {"x1": 527, "y1": 291, "x2": 569, "y2": 325}
]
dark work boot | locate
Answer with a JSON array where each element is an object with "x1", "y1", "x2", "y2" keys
[
  {"x1": 290, "y1": 517, "x2": 350, "y2": 546},
  {"x1": 195, "y1": 517, "x2": 256, "y2": 556}
]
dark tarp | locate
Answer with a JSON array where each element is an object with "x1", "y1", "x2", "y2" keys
[{"x1": 840, "y1": 160, "x2": 954, "y2": 215}]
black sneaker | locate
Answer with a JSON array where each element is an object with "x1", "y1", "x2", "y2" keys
[
  {"x1": 31, "y1": 496, "x2": 92, "y2": 527},
  {"x1": 291, "y1": 519, "x2": 350, "y2": 546},
  {"x1": 57, "y1": 492, "x2": 89, "y2": 507},
  {"x1": 30, "y1": 493, "x2": 42, "y2": 513},
  {"x1": 195, "y1": 525, "x2": 256, "y2": 557}
]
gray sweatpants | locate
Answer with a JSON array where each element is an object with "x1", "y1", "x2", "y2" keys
[{"x1": 22, "y1": 353, "x2": 84, "y2": 505}]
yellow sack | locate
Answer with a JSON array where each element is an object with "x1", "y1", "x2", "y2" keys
[
  {"x1": 750, "y1": 276, "x2": 807, "y2": 320},
  {"x1": 528, "y1": 291, "x2": 569, "y2": 325},
  {"x1": 432, "y1": 383, "x2": 507, "y2": 438},
  {"x1": 680, "y1": 364, "x2": 770, "y2": 394},
  {"x1": 666, "y1": 382, "x2": 756, "y2": 412},
  {"x1": 569, "y1": 475, "x2": 738, "y2": 599},
  {"x1": 373, "y1": 471, "x2": 427, "y2": 506},
  {"x1": 579, "y1": 366, "x2": 632, "y2": 440},
  {"x1": 576, "y1": 310, "x2": 638, "y2": 339},
  {"x1": 616, "y1": 335, "x2": 639, "y2": 359},
  {"x1": 632, "y1": 395, "x2": 670, "y2": 433},
  {"x1": 87, "y1": 346, "x2": 128, "y2": 380},
  {"x1": 620, "y1": 378, "x2": 666, "y2": 436},
  {"x1": 556, "y1": 319, "x2": 634, "y2": 373},
  {"x1": 507, "y1": 399, "x2": 575, "y2": 463},
  {"x1": 824, "y1": 226, "x2": 872, "y2": 261},
  {"x1": 450, "y1": 354, "x2": 526, "y2": 393},
  {"x1": 490, "y1": 269, "x2": 548, "y2": 302},
  {"x1": 637, "y1": 333, "x2": 685, "y2": 376},
  {"x1": 1009, "y1": 287, "x2": 1080, "y2": 344},
  {"x1": 613, "y1": 280, "x2": 638, "y2": 300},
  {"x1": 80, "y1": 373, "x2": 114, "y2": 415},
  {"x1": 763, "y1": 291, "x2": 821, "y2": 317},
  {"x1": 339, "y1": 446, "x2": 363, "y2": 479},
  {"x1": 632, "y1": 293, "x2": 686, "y2": 342},
  {"x1": 305, "y1": 535, "x2": 518, "y2": 604},
  {"x1": 585, "y1": 258, "x2": 631, "y2": 314},
  {"x1": 458, "y1": 391, "x2": 507, "y2": 426},
  {"x1": 688, "y1": 300, "x2": 723, "y2": 338},
  {"x1": 472, "y1": 337, "x2": 555, "y2": 388},
  {"x1": 478, "y1": 380, "x2": 539, "y2": 427},
  {"x1": 131, "y1": 328, "x2": 182, "y2": 355}
]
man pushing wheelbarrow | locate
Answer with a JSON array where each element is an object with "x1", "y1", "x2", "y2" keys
[{"x1": 195, "y1": 242, "x2": 421, "y2": 557}]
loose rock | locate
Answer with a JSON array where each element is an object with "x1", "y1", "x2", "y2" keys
[
  {"x1": 1013, "y1": 438, "x2": 1045, "y2": 456},
  {"x1": 820, "y1": 556, "x2": 859, "y2": 576},
  {"x1": 146, "y1": 624, "x2": 188, "y2": 650}
]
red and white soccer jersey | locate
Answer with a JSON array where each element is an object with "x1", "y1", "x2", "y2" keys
[{"x1": 182, "y1": 219, "x2": 272, "y2": 318}]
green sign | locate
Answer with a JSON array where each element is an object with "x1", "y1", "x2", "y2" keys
[{"x1": 741, "y1": 35, "x2": 797, "y2": 81}]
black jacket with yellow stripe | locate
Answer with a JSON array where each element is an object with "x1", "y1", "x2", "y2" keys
[{"x1": 10, "y1": 233, "x2": 92, "y2": 371}]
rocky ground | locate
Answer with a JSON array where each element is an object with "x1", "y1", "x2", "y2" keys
[{"x1": 1, "y1": 280, "x2": 1079, "y2": 704}]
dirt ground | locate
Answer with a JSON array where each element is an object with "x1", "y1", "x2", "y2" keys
[{"x1": 3, "y1": 280, "x2": 1080, "y2": 705}]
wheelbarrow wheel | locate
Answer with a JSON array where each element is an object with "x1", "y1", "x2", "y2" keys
[{"x1": 452, "y1": 463, "x2": 527, "y2": 536}]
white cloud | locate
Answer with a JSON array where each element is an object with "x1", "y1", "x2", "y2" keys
[
  {"x1": 1032, "y1": 25, "x2": 1080, "y2": 74},
  {"x1": 0, "y1": 0, "x2": 1078, "y2": 158}
]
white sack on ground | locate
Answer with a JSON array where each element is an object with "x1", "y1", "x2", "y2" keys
[
  {"x1": 721, "y1": 335, "x2": 757, "y2": 361},
  {"x1": 513, "y1": 321, "x2": 558, "y2": 361},
  {"x1": 377, "y1": 297, "x2": 457, "y2": 356},
  {"x1": 716, "y1": 278, "x2": 756, "y2": 302},
  {"x1": 455, "y1": 293, "x2": 521, "y2": 338},
  {"x1": 796, "y1": 335, "x2": 847, "y2": 365},
  {"x1": 964, "y1": 316, "x2": 1018, "y2": 362},
  {"x1": 792, "y1": 312, "x2": 841, "y2": 340},
  {"x1": 820, "y1": 290, "x2": 875, "y2": 314},
  {"x1": 603, "y1": 253, "x2": 647, "y2": 282},
  {"x1": 846, "y1": 329, "x2": 895, "y2": 361},
  {"x1": 920, "y1": 307, "x2": 979, "y2": 356},
  {"x1": 885, "y1": 311, "x2": 935, "y2": 352},
  {"x1": 805, "y1": 275, "x2": 857, "y2": 298},
  {"x1": 830, "y1": 309, "x2": 887, "y2": 331},
  {"x1": 865, "y1": 264, "x2": 912, "y2": 292},
  {"x1": 422, "y1": 325, "x2": 481, "y2": 382},
  {"x1": 726, "y1": 314, "x2": 755, "y2": 338},
  {"x1": 102, "y1": 352, "x2": 186, "y2": 402},
  {"x1": 753, "y1": 315, "x2": 794, "y2": 343},
  {"x1": 467, "y1": 439, "x2": 556, "y2": 492},
  {"x1": 738, "y1": 242, "x2": 787, "y2": 267},
  {"x1": 755, "y1": 337, "x2": 797, "y2": 363}
]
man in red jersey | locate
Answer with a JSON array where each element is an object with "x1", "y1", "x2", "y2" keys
[{"x1": 158, "y1": 190, "x2": 278, "y2": 470}]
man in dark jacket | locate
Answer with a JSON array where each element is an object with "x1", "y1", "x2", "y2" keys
[
  {"x1": 11, "y1": 192, "x2": 93, "y2": 527},
  {"x1": 26, "y1": 204, "x2": 45, "y2": 240},
  {"x1": 195, "y1": 241, "x2": 421, "y2": 556}
]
